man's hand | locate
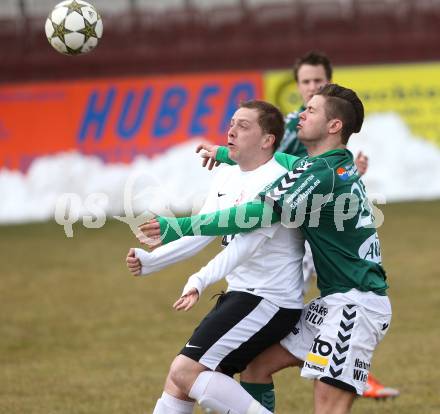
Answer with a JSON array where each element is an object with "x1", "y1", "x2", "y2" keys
[
  {"x1": 196, "y1": 143, "x2": 220, "y2": 170},
  {"x1": 137, "y1": 218, "x2": 162, "y2": 251},
  {"x1": 173, "y1": 288, "x2": 200, "y2": 311},
  {"x1": 355, "y1": 151, "x2": 369, "y2": 176},
  {"x1": 126, "y1": 248, "x2": 142, "y2": 276}
]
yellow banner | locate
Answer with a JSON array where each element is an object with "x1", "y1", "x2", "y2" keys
[{"x1": 264, "y1": 63, "x2": 440, "y2": 146}]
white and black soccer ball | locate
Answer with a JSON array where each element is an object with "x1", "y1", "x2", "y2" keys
[{"x1": 45, "y1": 0, "x2": 103, "y2": 55}]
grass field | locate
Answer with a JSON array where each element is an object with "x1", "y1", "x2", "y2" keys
[{"x1": 1, "y1": 200, "x2": 439, "y2": 413}]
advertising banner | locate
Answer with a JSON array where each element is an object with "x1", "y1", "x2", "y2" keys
[
  {"x1": 0, "y1": 72, "x2": 262, "y2": 170},
  {"x1": 264, "y1": 62, "x2": 440, "y2": 147}
]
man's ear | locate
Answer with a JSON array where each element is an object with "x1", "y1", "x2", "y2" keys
[
  {"x1": 262, "y1": 134, "x2": 276, "y2": 149},
  {"x1": 328, "y1": 119, "x2": 343, "y2": 135}
]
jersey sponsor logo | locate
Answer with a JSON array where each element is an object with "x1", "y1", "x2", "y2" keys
[
  {"x1": 336, "y1": 164, "x2": 357, "y2": 181},
  {"x1": 287, "y1": 178, "x2": 321, "y2": 210},
  {"x1": 358, "y1": 232, "x2": 382, "y2": 264},
  {"x1": 284, "y1": 174, "x2": 315, "y2": 204},
  {"x1": 311, "y1": 334, "x2": 333, "y2": 357},
  {"x1": 305, "y1": 301, "x2": 327, "y2": 326},
  {"x1": 304, "y1": 361, "x2": 325, "y2": 373},
  {"x1": 305, "y1": 335, "x2": 331, "y2": 372},
  {"x1": 306, "y1": 352, "x2": 329, "y2": 367},
  {"x1": 336, "y1": 167, "x2": 349, "y2": 180},
  {"x1": 221, "y1": 234, "x2": 235, "y2": 247},
  {"x1": 217, "y1": 192, "x2": 226, "y2": 197},
  {"x1": 354, "y1": 358, "x2": 370, "y2": 370},
  {"x1": 353, "y1": 358, "x2": 370, "y2": 383}
]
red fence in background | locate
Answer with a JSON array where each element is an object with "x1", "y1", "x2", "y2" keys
[{"x1": 1, "y1": 0, "x2": 440, "y2": 83}]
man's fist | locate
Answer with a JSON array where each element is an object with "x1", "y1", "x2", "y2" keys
[
  {"x1": 136, "y1": 218, "x2": 163, "y2": 251},
  {"x1": 126, "y1": 248, "x2": 141, "y2": 276}
]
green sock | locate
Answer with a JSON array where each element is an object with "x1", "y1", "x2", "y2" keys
[{"x1": 240, "y1": 381, "x2": 275, "y2": 412}]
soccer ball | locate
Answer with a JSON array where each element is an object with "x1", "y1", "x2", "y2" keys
[{"x1": 45, "y1": 0, "x2": 103, "y2": 55}]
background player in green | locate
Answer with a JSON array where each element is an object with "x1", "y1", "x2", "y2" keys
[
  {"x1": 138, "y1": 84, "x2": 393, "y2": 414},
  {"x1": 277, "y1": 51, "x2": 368, "y2": 173}
]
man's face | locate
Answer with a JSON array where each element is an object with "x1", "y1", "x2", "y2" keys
[
  {"x1": 297, "y1": 64, "x2": 329, "y2": 105},
  {"x1": 297, "y1": 95, "x2": 329, "y2": 144},
  {"x1": 227, "y1": 107, "x2": 266, "y2": 164}
]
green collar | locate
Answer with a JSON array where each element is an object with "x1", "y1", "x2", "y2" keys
[{"x1": 307, "y1": 148, "x2": 348, "y2": 160}]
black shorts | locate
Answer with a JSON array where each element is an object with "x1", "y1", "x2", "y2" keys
[{"x1": 180, "y1": 291, "x2": 302, "y2": 377}]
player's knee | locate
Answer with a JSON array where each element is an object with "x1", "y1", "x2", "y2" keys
[
  {"x1": 169, "y1": 355, "x2": 205, "y2": 395},
  {"x1": 241, "y1": 358, "x2": 273, "y2": 382},
  {"x1": 314, "y1": 378, "x2": 356, "y2": 414}
]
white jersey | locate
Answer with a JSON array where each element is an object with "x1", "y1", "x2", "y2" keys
[{"x1": 135, "y1": 157, "x2": 305, "y2": 309}]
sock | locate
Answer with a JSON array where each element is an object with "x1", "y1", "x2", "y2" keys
[
  {"x1": 152, "y1": 391, "x2": 194, "y2": 414},
  {"x1": 189, "y1": 371, "x2": 272, "y2": 414},
  {"x1": 240, "y1": 382, "x2": 275, "y2": 412}
]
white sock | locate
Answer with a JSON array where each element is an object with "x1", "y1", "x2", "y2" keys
[
  {"x1": 189, "y1": 371, "x2": 271, "y2": 414},
  {"x1": 152, "y1": 391, "x2": 194, "y2": 414}
]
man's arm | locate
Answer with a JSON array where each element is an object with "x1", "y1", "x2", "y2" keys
[
  {"x1": 174, "y1": 230, "x2": 271, "y2": 311},
  {"x1": 129, "y1": 164, "x2": 226, "y2": 275},
  {"x1": 197, "y1": 144, "x2": 300, "y2": 170},
  {"x1": 140, "y1": 158, "x2": 333, "y2": 250},
  {"x1": 128, "y1": 235, "x2": 216, "y2": 276},
  {"x1": 215, "y1": 146, "x2": 300, "y2": 170},
  {"x1": 137, "y1": 199, "x2": 277, "y2": 246}
]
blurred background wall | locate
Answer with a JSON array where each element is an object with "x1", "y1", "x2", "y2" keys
[{"x1": 1, "y1": 0, "x2": 440, "y2": 81}]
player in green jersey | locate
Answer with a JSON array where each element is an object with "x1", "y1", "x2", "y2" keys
[
  {"x1": 282, "y1": 52, "x2": 395, "y2": 403},
  {"x1": 138, "y1": 85, "x2": 392, "y2": 414}
]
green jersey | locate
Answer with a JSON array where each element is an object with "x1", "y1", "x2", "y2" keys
[
  {"x1": 158, "y1": 149, "x2": 388, "y2": 297},
  {"x1": 277, "y1": 106, "x2": 308, "y2": 157}
]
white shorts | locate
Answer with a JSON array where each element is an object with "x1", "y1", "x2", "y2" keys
[{"x1": 280, "y1": 289, "x2": 392, "y2": 395}]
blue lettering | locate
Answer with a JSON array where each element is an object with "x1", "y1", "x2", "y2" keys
[
  {"x1": 117, "y1": 88, "x2": 152, "y2": 140},
  {"x1": 221, "y1": 83, "x2": 256, "y2": 133},
  {"x1": 78, "y1": 87, "x2": 116, "y2": 142},
  {"x1": 153, "y1": 87, "x2": 188, "y2": 138},
  {"x1": 189, "y1": 85, "x2": 219, "y2": 135}
]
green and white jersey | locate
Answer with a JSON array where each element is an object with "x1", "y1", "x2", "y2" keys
[
  {"x1": 158, "y1": 149, "x2": 388, "y2": 298},
  {"x1": 261, "y1": 149, "x2": 388, "y2": 297},
  {"x1": 277, "y1": 106, "x2": 308, "y2": 157}
]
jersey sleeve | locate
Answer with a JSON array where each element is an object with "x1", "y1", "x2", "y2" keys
[
  {"x1": 133, "y1": 173, "x2": 226, "y2": 275},
  {"x1": 134, "y1": 235, "x2": 215, "y2": 276},
  {"x1": 274, "y1": 152, "x2": 300, "y2": 170},
  {"x1": 215, "y1": 146, "x2": 300, "y2": 170},
  {"x1": 181, "y1": 231, "x2": 269, "y2": 296},
  {"x1": 157, "y1": 157, "x2": 334, "y2": 244},
  {"x1": 216, "y1": 146, "x2": 236, "y2": 165}
]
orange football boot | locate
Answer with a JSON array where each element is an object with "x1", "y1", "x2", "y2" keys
[{"x1": 363, "y1": 373, "x2": 400, "y2": 399}]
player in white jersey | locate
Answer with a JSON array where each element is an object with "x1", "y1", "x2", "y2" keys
[{"x1": 126, "y1": 100, "x2": 305, "y2": 414}]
